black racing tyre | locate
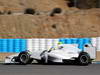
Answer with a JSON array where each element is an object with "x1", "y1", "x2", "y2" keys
[
  {"x1": 77, "y1": 52, "x2": 91, "y2": 66},
  {"x1": 18, "y1": 52, "x2": 32, "y2": 65}
]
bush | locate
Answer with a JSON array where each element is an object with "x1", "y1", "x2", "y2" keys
[
  {"x1": 77, "y1": 0, "x2": 97, "y2": 9},
  {"x1": 24, "y1": 8, "x2": 35, "y2": 15},
  {"x1": 50, "y1": 8, "x2": 62, "y2": 16},
  {"x1": 52, "y1": 8, "x2": 62, "y2": 13},
  {"x1": 67, "y1": 0, "x2": 75, "y2": 7},
  {"x1": 52, "y1": 24, "x2": 56, "y2": 29},
  {"x1": 7, "y1": 11, "x2": 12, "y2": 15}
]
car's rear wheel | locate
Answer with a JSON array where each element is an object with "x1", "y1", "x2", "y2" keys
[{"x1": 77, "y1": 52, "x2": 91, "y2": 66}]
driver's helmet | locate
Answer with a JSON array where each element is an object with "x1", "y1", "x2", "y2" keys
[{"x1": 58, "y1": 42, "x2": 63, "y2": 45}]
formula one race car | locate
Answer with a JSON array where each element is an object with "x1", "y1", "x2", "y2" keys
[{"x1": 5, "y1": 44, "x2": 96, "y2": 65}]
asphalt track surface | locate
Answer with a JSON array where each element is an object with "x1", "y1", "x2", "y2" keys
[{"x1": 0, "y1": 63, "x2": 100, "y2": 75}]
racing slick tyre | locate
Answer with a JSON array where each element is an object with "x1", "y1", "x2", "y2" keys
[
  {"x1": 18, "y1": 52, "x2": 32, "y2": 65},
  {"x1": 77, "y1": 52, "x2": 91, "y2": 66}
]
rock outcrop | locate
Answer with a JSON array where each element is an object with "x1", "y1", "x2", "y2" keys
[
  {"x1": 0, "y1": 9, "x2": 100, "y2": 38},
  {"x1": 0, "y1": 0, "x2": 99, "y2": 38}
]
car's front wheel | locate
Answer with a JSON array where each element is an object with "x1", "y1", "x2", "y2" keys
[{"x1": 18, "y1": 52, "x2": 32, "y2": 65}]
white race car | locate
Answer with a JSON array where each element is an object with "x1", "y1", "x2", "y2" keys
[{"x1": 5, "y1": 44, "x2": 96, "y2": 65}]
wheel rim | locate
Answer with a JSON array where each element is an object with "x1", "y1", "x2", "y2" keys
[
  {"x1": 20, "y1": 54, "x2": 28, "y2": 63},
  {"x1": 80, "y1": 55, "x2": 88, "y2": 63}
]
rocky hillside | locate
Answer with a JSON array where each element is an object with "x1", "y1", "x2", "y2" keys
[
  {"x1": 0, "y1": 0, "x2": 99, "y2": 38},
  {"x1": 0, "y1": 0, "x2": 69, "y2": 13}
]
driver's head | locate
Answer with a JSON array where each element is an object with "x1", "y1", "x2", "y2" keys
[{"x1": 58, "y1": 42, "x2": 63, "y2": 45}]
